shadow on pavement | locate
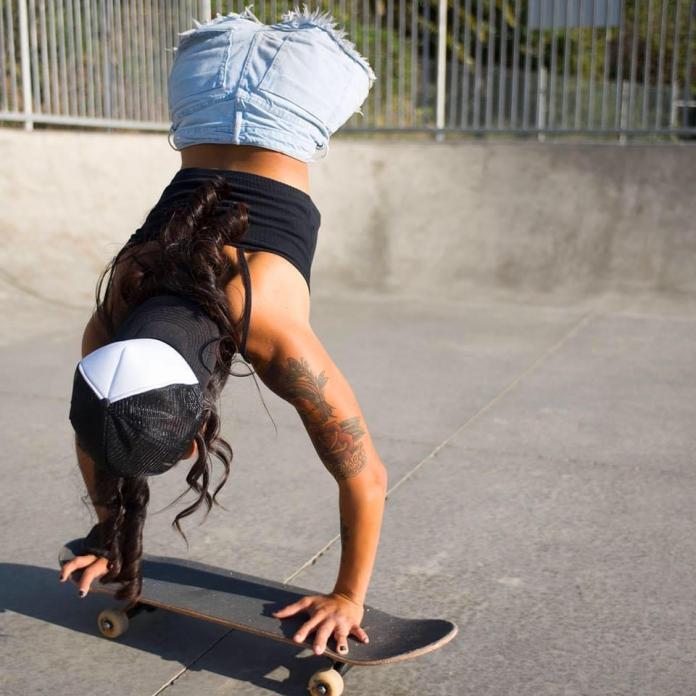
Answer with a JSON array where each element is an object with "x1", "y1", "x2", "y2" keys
[{"x1": 0, "y1": 562, "x2": 337, "y2": 695}]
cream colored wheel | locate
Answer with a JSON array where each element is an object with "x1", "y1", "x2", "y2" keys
[
  {"x1": 308, "y1": 668, "x2": 344, "y2": 696},
  {"x1": 97, "y1": 608, "x2": 129, "y2": 639}
]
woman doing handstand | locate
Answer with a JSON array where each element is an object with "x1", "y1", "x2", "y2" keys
[{"x1": 59, "y1": 6, "x2": 387, "y2": 658}]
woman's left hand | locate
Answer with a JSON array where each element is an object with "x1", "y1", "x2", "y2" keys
[
  {"x1": 272, "y1": 592, "x2": 369, "y2": 656},
  {"x1": 59, "y1": 553, "x2": 111, "y2": 597}
]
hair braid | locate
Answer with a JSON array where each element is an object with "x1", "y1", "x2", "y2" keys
[{"x1": 86, "y1": 175, "x2": 247, "y2": 606}]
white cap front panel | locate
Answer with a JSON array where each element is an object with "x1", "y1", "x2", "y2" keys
[{"x1": 78, "y1": 338, "x2": 199, "y2": 403}]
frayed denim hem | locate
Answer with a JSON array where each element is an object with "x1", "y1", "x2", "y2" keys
[
  {"x1": 278, "y1": 5, "x2": 376, "y2": 87},
  {"x1": 173, "y1": 3, "x2": 376, "y2": 89},
  {"x1": 174, "y1": 4, "x2": 263, "y2": 49}
]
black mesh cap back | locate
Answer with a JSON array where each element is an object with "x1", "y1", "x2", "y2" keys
[
  {"x1": 69, "y1": 364, "x2": 108, "y2": 467},
  {"x1": 104, "y1": 383, "x2": 204, "y2": 477},
  {"x1": 69, "y1": 297, "x2": 217, "y2": 478}
]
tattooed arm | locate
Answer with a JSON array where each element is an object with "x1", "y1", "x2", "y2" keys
[
  {"x1": 267, "y1": 354, "x2": 387, "y2": 605},
  {"x1": 252, "y1": 323, "x2": 388, "y2": 655}
]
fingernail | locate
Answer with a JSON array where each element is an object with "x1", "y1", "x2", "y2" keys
[
  {"x1": 338, "y1": 645, "x2": 348, "y2": 654},
  {"x1": 78, "y1": 590, "x2": 86, "y2": 598}
]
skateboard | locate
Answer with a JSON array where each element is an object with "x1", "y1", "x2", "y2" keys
[{"x1": 59, "y1": 538, "x2": 457, "y2": 695}]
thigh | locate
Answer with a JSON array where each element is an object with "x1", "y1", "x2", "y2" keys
[{"x1": 222, "y1": 245, "x2": 311, "y2": 364}]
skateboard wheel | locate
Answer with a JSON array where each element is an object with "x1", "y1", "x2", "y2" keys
[
  {"x1": 97, "y1": 608, "x2": 129, "y2": 639},
  {"x1": 308, "y1": 668, "x2": 344, "y2": 696}
]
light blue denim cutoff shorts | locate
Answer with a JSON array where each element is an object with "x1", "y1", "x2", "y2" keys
[{"x1": 167, "y1": 4, "x2": 376, "y2": 163}]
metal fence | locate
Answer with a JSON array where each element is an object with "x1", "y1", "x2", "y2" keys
[{"x1": 1, "y1": 0, "x2": 694, "y2": 139}]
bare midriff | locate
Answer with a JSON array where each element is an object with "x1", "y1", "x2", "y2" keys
[{"x1": 178, "y1": 143, "x2": 311, "y2": 195}]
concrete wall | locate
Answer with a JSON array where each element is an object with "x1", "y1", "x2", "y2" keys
[{"x1": 1, "y1": 127, "x2": 694, "y2": 308}]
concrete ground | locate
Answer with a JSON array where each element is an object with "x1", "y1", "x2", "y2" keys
[{"x1": 1, "y1": 283, "x2": 695, "y2": 696}]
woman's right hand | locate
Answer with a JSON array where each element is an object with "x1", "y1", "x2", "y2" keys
[{"x1": 59, "y1": 554, "x2": 111, "y2": 597}]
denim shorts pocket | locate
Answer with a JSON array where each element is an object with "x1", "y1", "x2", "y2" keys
[
  {"x1": 256, "y1": 31, "x2": 353, "y2": 128},
  {"x1": 169, "y1": 28, "x2": 232, "y2": 110}
]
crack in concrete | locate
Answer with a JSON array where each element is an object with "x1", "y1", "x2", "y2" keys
[
  {"x1": 150, "y1": 631, "x2": 231, "y2": 696},
  {"x1": 283, "y1": 305, "x2": 600, "y2": 585}
]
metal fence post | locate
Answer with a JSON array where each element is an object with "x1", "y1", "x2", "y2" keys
[
  {"x1": 435, "y1": 0, "x2": 447, "y2": 141},
  {"x1": 201, "y1": 0, "x2": 212, "y2": 22},
  {"x1": 670, "y1": 82, "x2": 679, "y2": 127},
  {"x1": 620, "y1": 79, "x2": 629, "y2": 144},
  {"x1": 18, "y1": 0, "x2": 33, "y2": 131},
  {"x1": 537, "y1": 66, "x2": 547, "y2": 141}
]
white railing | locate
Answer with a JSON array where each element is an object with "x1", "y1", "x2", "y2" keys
[{"x1": 0, "y1": 0, "x2": 694, "y2": 138}]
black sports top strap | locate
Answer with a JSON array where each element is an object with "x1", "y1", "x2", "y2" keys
[{"x1": 236, "y1": 247, "x2": 252, "y2": 363}]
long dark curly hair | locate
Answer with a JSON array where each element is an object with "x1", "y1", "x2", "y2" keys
[{"x1": 85, "y1": 174, "x2": 252, "y2": 607}]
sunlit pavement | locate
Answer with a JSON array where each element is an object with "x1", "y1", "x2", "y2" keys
[{"x1": 2, "y1": 285, "x2": 695, "y2": 695}]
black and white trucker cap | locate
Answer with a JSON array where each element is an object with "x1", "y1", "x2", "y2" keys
[{"x1": 69, "y1": 294, "x2": 221, "y2": 478}]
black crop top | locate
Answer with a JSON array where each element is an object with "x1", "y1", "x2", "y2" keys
[
  {"x1": 128, "y1": 167, "x2": 321, "y2": 289},
  {"x1": 124, "y1": 167, "x2": 322, "y2": 362}
]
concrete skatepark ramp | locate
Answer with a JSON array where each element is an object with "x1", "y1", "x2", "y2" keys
[{"x1": 1, "y1": 129, "x2": 695, "y2": 319}]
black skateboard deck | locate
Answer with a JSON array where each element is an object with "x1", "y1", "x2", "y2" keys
[{"x1": 59, "y1": 538, "x2": 457, "y2": 694}]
